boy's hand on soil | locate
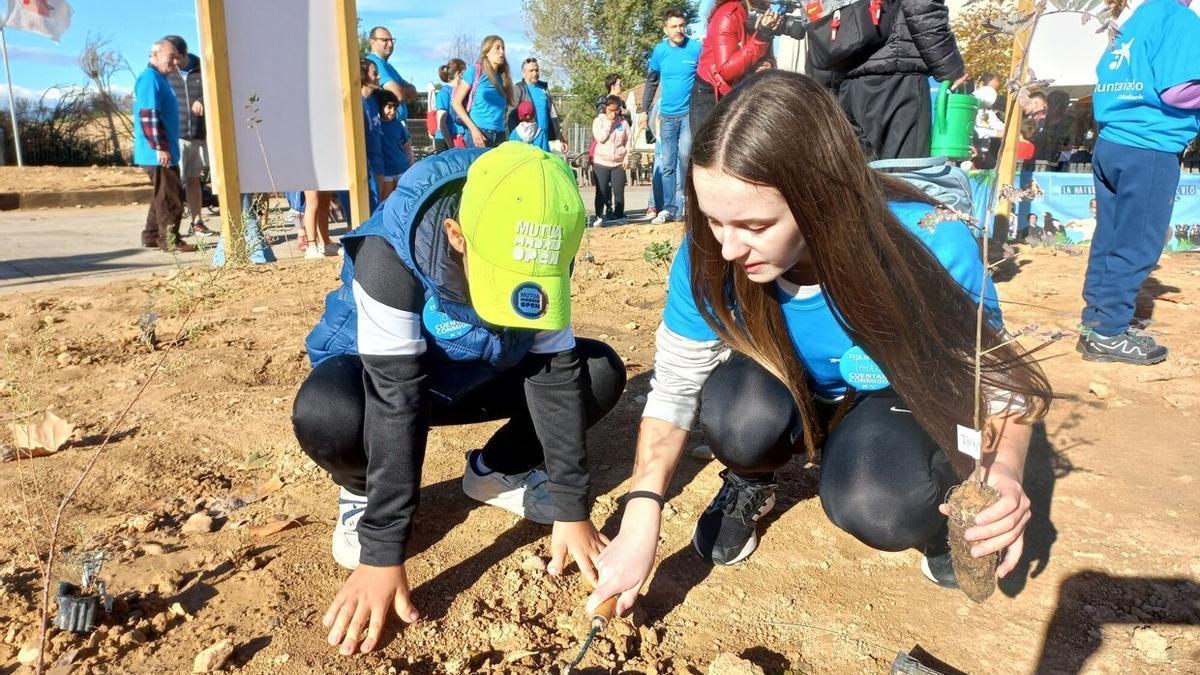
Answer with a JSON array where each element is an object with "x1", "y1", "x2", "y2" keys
[
  {"x1": 549, "y1": 520, "x2": 609, "y2": 586},
  {"x1": 322, "y1": 564, "x2": 419, "y2": 656},
  {"x1": 589, "y1": 501, "x2": 661, "y2": 616}
]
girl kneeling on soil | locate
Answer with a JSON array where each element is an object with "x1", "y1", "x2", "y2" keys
[
  {"x1": 293, "y1": 142, "x2": 626, "y2": 655},
  {"x1": 589, "y1": 70, "x2": 1053, "y2": 616}
]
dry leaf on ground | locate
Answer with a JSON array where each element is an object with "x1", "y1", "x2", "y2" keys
[
  {"x1": 248, "y1": 514, "x2": 303, "y2": 538},
  {"x1": 7, "y1": 410, "x2": 75, "y2": 457},
  {"x1": 255, "y1": 475, "x2": 285, "y2": 498}
]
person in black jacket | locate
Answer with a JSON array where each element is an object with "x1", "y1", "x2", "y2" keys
[
  {"x1": 162, "y1": 36, "x2": 214, "y2": 236},
  {"x1": 806, "y1": 0, "x2": 966, "y2": 160},
  {"x1": 506, "y1": 57, "x2": 565, "y2": 152}
]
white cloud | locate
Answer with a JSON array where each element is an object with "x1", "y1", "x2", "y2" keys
[{"x1": 0, "y1": 83, "x2": 66, "y2": 103}]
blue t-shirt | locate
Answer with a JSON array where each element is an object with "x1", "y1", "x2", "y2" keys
[
  {"x1": 1093, "y1": 0, "x2": 1200, "y2": 154},
  {"x1": 132, "y1": 66, "x2": 179, "y2": 166},
  {"x1": 362, "y1": 95, "x2": 384, "y2": 177},
  {"x1": 662, "y1": 201, "x2": 1002, "y2": 399},
  {"x1": 526, "y1": 83, "x2": 553, "y2": 151},
  {"x1": 366, "y1": 53, "x2": 411, "y2": 120},
  {"x1": 381, "y1": 117, "x2": 411, "y2": 176},
  {"x1": 462, "y1": 63, "x2": 508, "y2": 132},
  {"x1": 434, "y1": 86, "x2": 464, "y2": 140},
  {"x1": 648, "y1": 37, "x2": 702, "y2": 117}
]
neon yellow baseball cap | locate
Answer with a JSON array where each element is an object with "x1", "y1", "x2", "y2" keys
[{"x1": 459, "y1": 142, "x2": 585, "y2": 331}]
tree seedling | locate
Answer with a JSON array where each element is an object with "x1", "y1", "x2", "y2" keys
[
  {"x1": 55, "y1": 550, "x2": 112, "y2": 634},
  {"x1": 941, "y1": 0, "x2": 1113, "y2": 604}
]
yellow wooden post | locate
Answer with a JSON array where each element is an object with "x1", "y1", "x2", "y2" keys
[
  {"x1": 335, "y1": 0, "x2": 369, "y2": 228},
  {"x1": 195, "y1": 0, "x2": 243, "y2": 261},
  {"x1": 994, "y1": 0, "x2": 1036, "y2": 224}
]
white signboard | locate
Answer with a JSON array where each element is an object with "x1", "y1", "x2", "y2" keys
[
  {"x1": 213, "y1": 0, "x2": 350, "y2": 193},
  {"x1": 1027, "y1": 12, "x2": 1109, "y2": 89}
]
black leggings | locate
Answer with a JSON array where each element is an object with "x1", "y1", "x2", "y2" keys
[
  {"x1": 699, "y1": 355, "x2": 955, "y2": 552},
  {"x1": 293, "y1": 339, "x2": 626, "y2": 493},
  {"x1": 592, "y1": 164, "x2": 626, "y2": 219}
]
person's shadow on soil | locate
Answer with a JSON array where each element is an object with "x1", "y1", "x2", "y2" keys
[
  {"x1": 999, "y1": 420, "x2": 1077, "y2": 598},
  {"x1": 1133, "y1": 273, "x2": 1180, "y2": 326},
  {"x1": 1035, "y1": 571, "x2": 1200, "y2": 673}
]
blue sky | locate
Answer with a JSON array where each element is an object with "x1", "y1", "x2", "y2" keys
[{"x1": 3, "y1": 0, "x2": 718, "y2": 102}]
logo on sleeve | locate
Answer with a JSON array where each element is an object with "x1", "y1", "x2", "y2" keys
[{"x1": 512, "y1": 282, "x2": 548, "y2": 319}]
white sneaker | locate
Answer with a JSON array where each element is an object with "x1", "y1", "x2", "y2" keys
[
  {"x1": 331, "y1": 487, "x2": 366, "y2": 570},
  {"x1": 461, "y1": 450, "x2": 555, "y2": 524},
  {"x1": 304, "y1": 245, "x2": 324, "y2": 260},
  {"x1": 591, "y1": 216, "x2": 604, "y2": 228},
  {"x1": 650, "y1": 210, "x2": 671, "y2": 225}
]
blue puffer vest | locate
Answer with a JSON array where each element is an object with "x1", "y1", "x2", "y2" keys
[{"x1": 305, "y1": 149, "x2": 536, "y2": 397}]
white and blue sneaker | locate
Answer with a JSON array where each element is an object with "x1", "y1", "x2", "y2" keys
[
  {"x1": 461, "y1": 450, "x2": 555, "y2": 524},
  {"x1": 332, "y1": 487, "x2": 367, "y2": 570}
]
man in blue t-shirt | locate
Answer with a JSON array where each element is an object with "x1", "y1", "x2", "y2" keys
[
  {"x1": 133, "y1": 38, "x2": 195, "y2": 253},
  {"x1": 366, "y1": 27, "x2": 417, "y2": 127},
  {"x1": 643, "y1": 8, "x2": 702, "y2": 224}
]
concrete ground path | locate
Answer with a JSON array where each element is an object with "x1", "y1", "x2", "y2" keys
[{"x1": 1, "y1": 185, "x2": 658, "y2": 294}]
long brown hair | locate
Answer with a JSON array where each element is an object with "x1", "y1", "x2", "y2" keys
[
  {"x1": 477, "y1": 35, "x2": 514, "y2": 104},
  {"x1": 686, "y1": 70, "x2": 1052, "y2": 477}
]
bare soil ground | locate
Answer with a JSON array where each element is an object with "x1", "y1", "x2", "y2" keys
[
  {"x1": 0, "y1": 167, "x2": 146, "y2": 195},
  {"x1": 1, "y1": 225, "x2": 1198, "y2": 675}
]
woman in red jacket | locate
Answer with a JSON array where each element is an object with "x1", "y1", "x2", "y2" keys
[{"x1": 692, "y1": 0, "x2": 781, "y2": 131}]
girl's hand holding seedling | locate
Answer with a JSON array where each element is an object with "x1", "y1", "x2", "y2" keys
[
  {"x1": 549, "y1": 520, "x2": 610, "y2": 585},
  {"x1": 588, "y1": 498, "x2": 662, "y2": 617},
  {"x1": 938, "y1": 421, "x2": 1032, "y2": 579},
  {"x1": 322, "y1": 563, "x2": 419, "y2": 656}
]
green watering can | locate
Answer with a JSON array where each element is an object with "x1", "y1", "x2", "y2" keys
[{"x1": 930, "y1": 81, "x2": 979, "y2": 161}]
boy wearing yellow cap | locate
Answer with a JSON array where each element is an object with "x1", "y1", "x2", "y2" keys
[{"x1": 294, "y1": 143, "x2": 625, "y2": 655}]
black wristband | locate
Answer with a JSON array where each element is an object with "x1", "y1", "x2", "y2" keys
[{"x1": 623, "y1": 491, "x2": 666, "y2": 508}]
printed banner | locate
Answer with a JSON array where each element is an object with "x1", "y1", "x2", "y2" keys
[{"x1": 1010, "y1": 171, "x2": 1200, "y2": 252}]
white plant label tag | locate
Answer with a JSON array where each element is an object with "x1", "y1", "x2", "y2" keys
[{"x1": 957, "y1": 425, "x2": 983, "y2": 460}]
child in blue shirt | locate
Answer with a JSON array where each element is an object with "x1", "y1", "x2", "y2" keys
[
  {"x1": 373, "y1": 89, "x2": 412, "y2": 203},
  {"x1": 1078, "y1": 0, "x2": 1200, "y2": 365}
]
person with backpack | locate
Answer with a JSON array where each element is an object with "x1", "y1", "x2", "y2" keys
[
  {"x1": 1076, "y1": 0, "x2": 1200, "y2": 365},
  {"x1": 452, "y1": 35, "x2": 514, "y2": 150},
  {"x1": 691, "y1": 0, "x2": 781, "y2": 132},
  {"x1": 585, "y1": 71, "x2": 1053, "y2": 618},
  {"x1": 432, "y1": 59, "x2": 468, "y2": 153},
  {"x1": 295, "y1": 143, "x2": 627, "y2": 655},
  {"x1": 804, "y1": 0, "x2": 966, "y2": 160},
  {"x1": 508, "y1": 57, "x2": 564, "y2": 154}
]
